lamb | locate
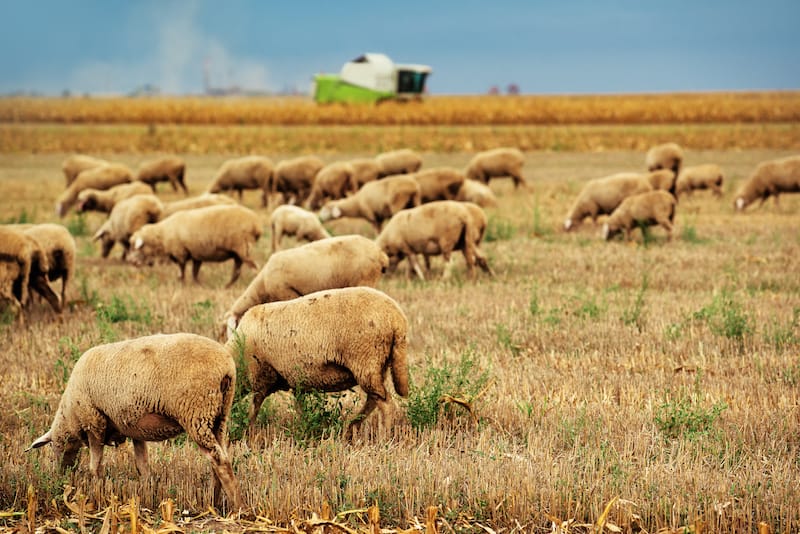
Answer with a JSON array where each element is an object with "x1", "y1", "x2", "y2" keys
[
  {"x1": 602, "y1": 190, "x2": 677, "y2": 241},
  {"x1": 227, "y1": 286, "x2": 409, "y2": 437},
  {"x1": 61, "y1": 154, "x2": 109, "y2": 186},
  {"x1": 563, "y1": 172, "x2": 655, "y2": 231},
  {"x1": 13, "y1": 223, "x2": 76, "y2": 307},
  {"x1": 305, "y1": 161, "x2": 356, "y2": 210},
  {"x1": 136, "y1": 155, "x2": 188, "y2": 194},
  {"x1": 0, "y1": 226, "x2": 61, "y2": 321},
  {"x1": 734, "y1": 155, "x2": 800, "y2": 211},
  {"x1": 349, "y1": 157, "x2": 382, "y2": 189},
  {"x1": 222, "y1": 234, "x2": 388, "y2": 333},
  {"x1": 465, "y1": 147, "x2": 526, "y2": 188},
  {"x1": 376, "y1": 148, "x2": 423, "y2": 178},
  {"x1": 375, "y1": 200, "x2": 493, "y2": 280},
  {"x1": 93, "y1": 194, "x2": 164, "y2": 259},
  {"x1": 269, "y1": 204, "x2": 331, "y2": 252},
  {"x1": 456, "y1": 179, "x2": 498, "y2": 208},
  {"x1": 412, "y1": 167, "x2": 466, "y2": 203},
  {"x1": 675, "y1": 164, "x2": 724, "y2": 198},
  {"x1": 160, "y1": 193, "x2": 236, "y2": 220},
  {"x1": 127, "y1": 204, "x2": 262, "y2": 287},
  {"x1": 318, "y1": 174, "x2": 421, "y2": 233},
  {"x1": 56, "y1": 163, "x2": 134, "y2": 217},
  {"x1": 76, "y1": 181, "x2": 154, "y2": 213},
  {"x1": 27, "y1": 333, "x2": 242, "y2": 511},
  {"x1": 645, "y1": 143, "x2": 684, "y2": 184},
  {"x1": 266, "y1": 155, "x2": 325, "y2": 207},
  {"x1": 206, "y1": 155, "x2": 274, "y2": 207}
]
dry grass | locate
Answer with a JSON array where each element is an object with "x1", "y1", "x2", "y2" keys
[{"x1": 1, "y1": 147, "x2": 799, "y2": 533}]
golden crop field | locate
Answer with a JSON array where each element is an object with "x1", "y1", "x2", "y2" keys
[{"x1": 0, "y1": 95, "x2": 799, "y2": 533}]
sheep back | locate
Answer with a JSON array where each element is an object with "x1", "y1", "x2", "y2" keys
[
  {"x1": 603, "y1": 190, "x2": 676, "y2": 240},
  {"x1": 675, "y1": 164, "x2": 724, "y2": 197},
  {"x1": 93, "y1": 194, "x2": 164, "y2": 259},
  {"x1": 268, "y1": 155, "x2": 325, "y2": 206},
  {"x1": 160, "y1": 193, "x2": 236, "y2": 220},
  {"x1": 56, "y1": 163, "x2": 134, "y2": 217},
  {"x1": 457, "y1": 179, "x2": 498, "y2": 207},
  {"x1": 305, "y1": 161, "x2": 356, "y2": 210},
  {"x1": 207, "y1": 156, "x2": 274, "y2": 206},
  {"x1": 269, "y1": 204, "x2": 330, "y2": 251},
  {"x1": 376, "y1": 149, "x2": 423, "y2": 178},
  {"x1": 136, "y1": 156, "x2": 187, "y2": 194},
  {"x1": 77, "y1": 181, "x2": 154, "y2": 213},
  {"x1": 465, "y1": 147, "x2": 525, "y2": 187},
  {"x1": 645, "y1": 143, "x2": 683, "y2": 177},
  {"x1": 413, "y1": 167, "x2": 466, "y2": 203},
  {"x1": 61, "y1": 155, "x2": 108, "y2": 186},
  {"x1": 564, "y1": 172, "x2": 654, "y2": 230},
  {"x1": 735, "y1": 155, "x2": 800, "y2": 211}
]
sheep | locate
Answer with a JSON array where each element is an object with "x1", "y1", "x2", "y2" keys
[
  {"x1": 76, "y1": 181, "x2": 154, "y2": 213},
  {"x1": 56, "y1": 163, "x2": 134, "y2": 217},
  {"x1": 206, "y1": 155, "x2": 274, "y2": 207},
  {"x1": 412, "y1": 167, "x2": 466, "y2": 203},
  {"x1": 227, "y1": 286, "x2": 409, "y2": 437},
  {"x1": 160, "y1": 193, "x2": 237, "y2": 220},
  {"x1": 269, "y1": 204, "x2": 331, "y2": 252},
  {"x1": 645, "y1": 143, "x2": 684, "y2": 186},
  {"x1": 349, "y1": 157, "x2": 382, "y2": 189},
  {"x1": 456, "y1": 179, "x2": 498, "y2": 208},
  {"x1": 563, "y1": 172, "x2": 655, "y2": 231},
  {"x1": 602, "y1": 190, "x2": 677, "y2": 241},
  {"x1": 675, "y1": 164, "x2": 724, "y2": 198},
  {"x1": 0, "y1": 226, "x2": 61, "y2": 320},
  {"x1": 318, "y1": 174, "x2": 421, "y2": 233},
  {"x1": 305, "y1": 161, "x2": 356, "y2": 210},
  {"x1": 93, "y1": 194, "x2": 164, "y2": 260},
  {"x1": 136, "y1": 155, "x2": 188, "y2": 195},
  {"x1": 465, "y1": 147, "x2": 526, "y2": 188},
  {"x1": 376, "y1": 149, "x2": 423, "y2": 178},
  {"x1": 27, "y1": 333, "x2": 242, "y2": 511},
  {"x1": 375, "y1": 200, "x2": 493, "y2": 280},
  {"x1": 734, "y1": 155, "x2": 800, "y2": 211},
  {"x1": 13, "y1": 223, "x2": 76, "y2": 307},
  {"x1": 61, "y1": 154, "x2": 109, "y2": 186},
  {"x1": 266, "y1": 155, "x2": 325, "y2": 207},
  {"x1": 127, "y1": 204, "x2": 262, "y2": 287},
  {"x1": 222, "y1": 234, "x2": 388, "y2": 333}
]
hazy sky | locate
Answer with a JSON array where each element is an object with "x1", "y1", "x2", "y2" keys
[{"x1": 1, "y1": 1, "x2": 799, "y2": 95}]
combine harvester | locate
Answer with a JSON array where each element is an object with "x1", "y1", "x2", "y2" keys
[{"x1": 313, "y1": 53, "x2": 432, "y2": 104}]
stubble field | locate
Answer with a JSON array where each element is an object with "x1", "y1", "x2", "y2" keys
[{"x1": 0, "y1": 95, "x2": 799, "y2": 533}]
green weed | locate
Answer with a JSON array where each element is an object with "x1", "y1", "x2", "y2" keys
[
  {"x1": 654, "y1": 389, "x2": 727, "y2": 441},
  {"x1": 622, "y1": 273, "x2": 649, "y2": 331},
  {"x1": 484, "y1": 216, "x2": 516, "y2": 242},
  {"x1": 66, "y1": 213, "x2": 89, "y2": 237},
  {"x1": 693, "y1": 288, "x2": 752, "y2": 342}
]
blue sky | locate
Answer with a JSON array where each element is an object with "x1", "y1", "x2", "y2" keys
[{"x1": 1, "y1": 1, "x2": 799, "y2": 95}]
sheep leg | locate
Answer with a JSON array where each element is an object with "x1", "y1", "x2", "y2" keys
[
  {"x1": 345, "y1": 394, "x2": 379, "y2": 440},
  {"x1": 132, "y1": 439, "x2": 150, "y2": 478},
  {"x1": 101, "y1": 239, "x2": 114, "y2": 259},
  {"x1": 406, "y1": 253, "x2": 426, "y2": 281},
  {"x1": 271, "y1": 226, "x2": 281, "y2": 252},
  {"x1": 86, "y1": 432, "x2": 106, "y2": 478},
  {"x1": 30, "y1": 274, "x2": 61, "y2": 313},
  {"x1": 191, "y1": 260, "x2": 202, "y2": 283},
  {"x1": 196, "y1": 435, "x2": 242, "y2": 512},
  {"x1": 474, "y1": 248, "x2": 494, "y2": 276},
  {"x1": 226, "y1": 257, "x2": 243, "y2": 288}
]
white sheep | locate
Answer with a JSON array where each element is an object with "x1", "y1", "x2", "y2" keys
[
  {"x1": 318, "y1": 174, "x2": 421, "y2": 233},
  {"x1": 267, "y1": 155, "x2": 325, "y2": 207},
  {"x1": 13, "y1": 223, "x2": 76, "y2": 307},
  {"x1": 602, "y1": 190, "x2": 677, "y2": 241},
  {"x1": 227, "y1": 286, "x2": 409, "y2": 437},
  {"x1": 127, "y1": 204, "x2": 262, "y2": 287},
  {"x1": 456, "y1": 179, "x2": 498, "y2": 208},
  {"x1": 222, "y1": 234, "x2": 388, "y2": 333},
  {"x1": 56, "y1": 163, "x2": 134, "y2": 217},
  {"x1": 269, "y1": 204, "x2": 331, "y2": 252},
  {"x1": 645, "y1": 142, "x2": 684, "y2": 183},
  {"x1": 206, "y1": 155, "x2": 274, "y2": 207},
  {"x1": 563, "y1": 172, "x2": 655, "y2": 231},
  {"x1": 160, "y1": 193, "x2": 237, "y2": 220},
  {"x1": 76, "y1": 181, "x2": 154, "y2": 213},
  {"x1": 93, "y1": 194, "x2": 164, "y2": 260},
  {"x1": 375, "y1": 148, "x2": 423, "y2": 178},
  {"x1": 349, "y1": 157, "x2": 382, "y2": 189},
  {"x1": 465, "y1": 147, "x2": 526, "y2": 188},
  {"x1": 376, "y1": 200, "x2": 493, "y2": 280},
  {"x1": 61, "y1": 154, "x2": 109, "y2": 187},
  {"x1": 27, "y1": 333, "x2": 242, "y2": 511},
  {"x1": 0, "y1": 226, "x2": 61, "y2": 320},
  {"x1": 413, "y1": 167, "x2": 466, "y2": 203},
  {"x1": 305, "y1": 161, "x2": 356, "y2": 210},
  {"x1": 675, "y1": 164, "x2": 724, "y2": 198},
  {"x1": 136, "y1": 155, "x2": 188, "y2": 195},
  {"x1": 734, "y1": 155, "x2": 800, "y2": 211}
]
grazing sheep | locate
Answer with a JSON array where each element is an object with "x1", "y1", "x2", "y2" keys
[
  {"x1": 675, "y1": 164, "x2": 724, "y2": 198},
  {"x1": 127, "y1": 204, "x2": 262, "y2": 287},
  {"x1": 645, "y1": 169, "x2": 677, "y2": 193},
  {"x1": 160, "y1": 193, "x2": 236, "y2": 220},
  {"x1": 376, "y1": 200, "x2": 493, "y2": 280},
  {"x1": 267, "y1": 155, "x2": 325, "y2": 207},
  {"x1": 349, "y1": 157, "x2": 382, "y2": 189},
  {"x1": 734, "y1": 155, "x2": 800, "y2": 211},
  {"x1": 465, "y1": 147, "x2": 525, "y2": 188},
  {"x1": 76, "y1": 181, "x2": 154, "y2": 213},
  {"x1": 93, "y1": 194, "x2": 164, "y2": 260},
  {"x1": 319, "y1": 174, "x2": 421, "y2": 233},
  {"x1": 12, "y1": 224, "x2": 76, "y2": 307},
  {"x1": 27, "y1": 333, "x2": 242, "y2": 511},
  {"x1": 269, "y1": 204, "x2": 331, "y2": 252},
  {"x1": 305, "y1": 161, "x2": 356, "y2": 210},
  {"x1": 563, "y1": 172, "x2": 654, "y2": 231},
  {"x1": 602, "y1": 190, "x2": 677, "y2": 241},
  {"x1": 456, "y1": 179, "x2": 498, "y2": 208},
  {"x1": 0, "y1": 226, "x2": 60, "y2": 320},
  {"x1": 222, "y1": 234, "x2": 388, "y2": 333},
  {"x1": 413, "y1": 167, "x2": 466, "y2": 203},
  {"x1": 645, "y1": 143, "x2": 683, "y2": 186},
  {"x1": 136, "y1": 155, "x2": 188, "y2": 195},
  {"x1": 207, "y1": 155, "x2": 274, "y2": 207},
  {"x1": 61, "y1": 154, "x2": 108, "y2": 187},
  {"x1": 56, "y1": 163, "x2": 134, "y2": 217},
  {"x1": 228, "y1": 286, "x2": 409, "y2": 437},
  {"x1": 376, "y1": 149, "x2": 423, "y2": 178}
]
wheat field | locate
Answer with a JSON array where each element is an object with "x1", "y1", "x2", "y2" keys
[{"x1": 0, "y1": 98, "x2": 799, "y2": 532}]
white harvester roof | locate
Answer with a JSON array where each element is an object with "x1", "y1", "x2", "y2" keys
[{"x1": 340, "y1": 53, "x2": 431, "y2": 93}]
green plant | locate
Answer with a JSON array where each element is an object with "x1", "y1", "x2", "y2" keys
[
  {"x1": 55, "y1": 337, "x2": 83, "y2": 388},
  {"x1": 764, "y1": 307, "x2": 800, "y2": 350},
  {"x1": 288, "y1": 385, "x2": 347, "y2": 446},
  {"x1": 2, "y1": 208, "x2": 33, "y2": 224},
  {"x1": 66, "y1": 213, "x2": 89, "y2": 237},
  {"x1": 680, "y1": 222, "x2": 708, "y2": 244},
  {"x1": 495, "y1": 322, "x2": 522, "y2": 356},
  {"x1": 693, "y1": 288, "x2": 752, "y2": 342},
  {"x1": 190, "y1": 299, "x2": 214, "y2": 326},
  {"x1": 654, "y1": 390, "x2": 727, "y2": 441},
  {"x1": 528, "y1": 286, "x2": 540, "y2": 317},
  {"x1": 530, "y1": 202, "x2": 551, "y2": 238},
  {"x1": 621, "y1": 273, "x2": 649, "y2": 330},
  {"x1": 95, "y1": 294, "x2": 153, "y2": 325},
  {"x1": 484, "y1": 216, "x2": 516, "y2": 242},
  {"x1": 572, "y1": 291, "x2": 604, "y2": 320},
  {"x1": 227, "y1": 330, "x2": 252, "y2": 441}
]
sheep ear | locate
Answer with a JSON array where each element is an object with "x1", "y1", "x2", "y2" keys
[
  {"x1": 133, "y1": 237, "x2": 144, "y2": 249},
  {"x1": 601, "y1": 223, "x2": 610, "y2": 240},
  {"x1": 226, "y1": 316, "x2": 238, "y2": 339},
  {"x1": 92, "y1": 228, "x2": 106, "y2": 242},
  {"x1": 735, "y1": 198, "x2": 745, "y2": 211},
  {"x1": 26, "y1": 430, "x2": 52, "y2": 452},
  {"x1": 332, "y1": 206, "x2": 342, "y2": 219},
  {"x1": 563, "y1": 219, "x2": 572, "y2": 231}
]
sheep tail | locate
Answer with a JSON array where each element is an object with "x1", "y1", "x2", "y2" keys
[{"x1": 389, "y1": 332, "x2": 410, "y2": 397}]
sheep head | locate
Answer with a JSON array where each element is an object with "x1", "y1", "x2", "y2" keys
[
  {"x1": 27, "y1": 412, "x2": 83, "y2": 473},
  {"x1": 126, "y1": 227, "x2": 162, "y2": 267},
  {"x1": 319, "y1": 202, "x2": 342, "y2": 221}
]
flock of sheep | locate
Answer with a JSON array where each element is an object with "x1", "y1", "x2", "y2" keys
[{"x1": 3, "y1": 143, "x2": 800, "y2": 512}]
